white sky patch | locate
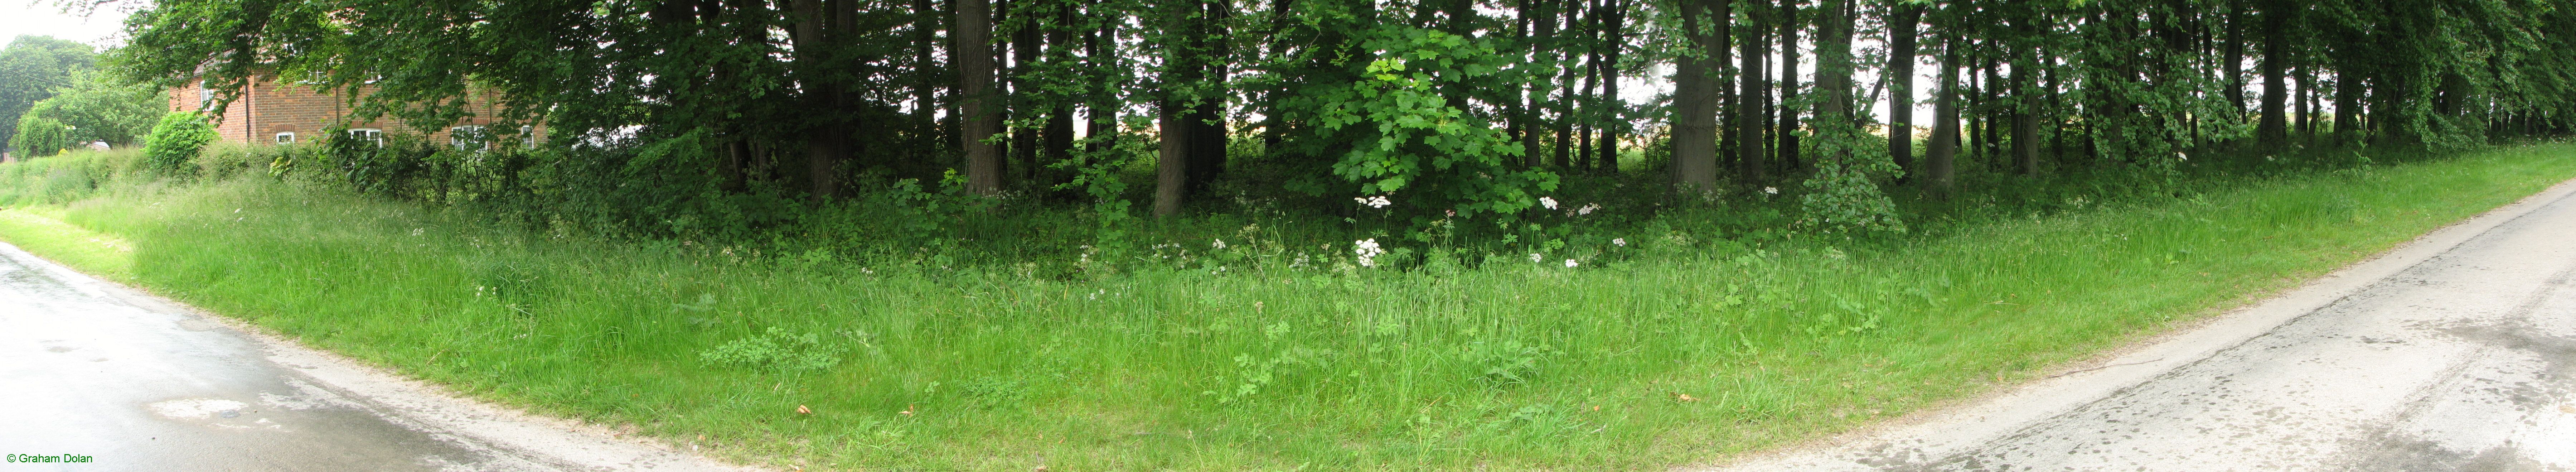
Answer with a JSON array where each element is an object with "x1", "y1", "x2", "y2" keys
[{"x1": 0, "y1": 0, "x2": 134, "y2": 48}]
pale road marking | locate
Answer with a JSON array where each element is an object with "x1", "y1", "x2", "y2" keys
[
  {"x1": 0, "y1": 239, "x2": 764, "y2": 471},
  {"x1": 1701, "y1": 177, "x2": 2576, "y2": 471}
]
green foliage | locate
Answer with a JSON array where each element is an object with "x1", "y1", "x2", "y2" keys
[
  {"x1": 141, "y1": 112, "x2": 215, "y2": 174},
  {"x1": 1, "y1": 143, "x2": 2570, "y2": 470},
  {"x1": 1797, "y1": 121, "x2": 1904, "y2": 234},
  {"x1": 23, "y1": 70, "x2": 162, "y2": 146},
  {"x1": 0, "y1": 36, "x2": 95, "y2": 152},
  {"x1": 699, "y1": 327, "x2": 848, "y2": 373},
  {"x1": 1292, "y1": 27, "x2": 1557, "y2": 220},
  {"x1": 10, "y1": 116, "x2": 70, "y2": 157}
]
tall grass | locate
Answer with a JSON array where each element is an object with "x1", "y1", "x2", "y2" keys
[{"x1": 0, "y1": 144, "x2": 2569, "y2": 471}]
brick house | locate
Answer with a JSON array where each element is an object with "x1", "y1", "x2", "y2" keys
[{"x1": 169, "y1": 76, "x2": 539, "y2": 148}]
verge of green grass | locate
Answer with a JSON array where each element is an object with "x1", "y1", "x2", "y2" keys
[{"x1": 0, "y1": 144, "x2": 2569, "y2": 471}]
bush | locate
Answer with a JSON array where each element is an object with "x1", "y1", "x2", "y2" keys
[
  {"x1": 9, "y1": 115, "x2": 71, "y2": 158},
  {"x1": 142, "y1": 112, "x2": 216, "y2": 175}
]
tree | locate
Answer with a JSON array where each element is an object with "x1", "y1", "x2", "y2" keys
[
  {"x1": 1666, "y1": 0, "x2": 1726, "y2": 193},
  {"x1": 24, "y1": 70, "x2": 163, "y2": 147},
  {"x1": 0, "y1": 36, "x2": 96, "y2": 154}
]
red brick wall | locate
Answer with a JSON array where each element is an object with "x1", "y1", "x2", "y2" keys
[{"x1": 169, "y1": 78, "x2": 541, "y2": 147}]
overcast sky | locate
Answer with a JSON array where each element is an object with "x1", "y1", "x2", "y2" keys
[{"x1": 1, "y1": 0, "x2": 134, "y2": 49}]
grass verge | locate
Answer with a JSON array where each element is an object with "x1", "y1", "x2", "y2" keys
[{"x1": 0, "y1": 145, "x2": 2569, "y2": 471}]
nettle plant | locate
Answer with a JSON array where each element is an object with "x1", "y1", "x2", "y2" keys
[{"x1": 1295, "y1": 27, "x2": 1558, "y2": 228}]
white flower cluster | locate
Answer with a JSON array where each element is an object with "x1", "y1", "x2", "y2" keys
[
  {"x1": 1763, "y1": 186, "x2": 1779, "y2": 195},
  {"x1": 1529, "y1": 253, "x2": 1544, "y2": 263},
  {"x1": 1612, "y1": 238, "x2": 1626, "y2": 247},
  {"x1": 1576, "y1": 203, "x2": 1601, "y2": 215},
  {"x1": 1212, "y1": 239, "x2": 1227, "y2": 250},
  {"x1": 1539, "y1": 197, "x2": 1559, "y2": 210},
  {"x1": 1354, "y1": 239, "x2": 1385, "y2": 267},
  {"x1": 1564, "y1": 259, "x2": 1579, "y2": 268},
  {"x1": 1355, "y1": 195, "x2": 1392, "y2": 208}
]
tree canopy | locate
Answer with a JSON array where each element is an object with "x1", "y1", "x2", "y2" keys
[
  {"x1": 113, "y1": 0, "x2": 2576, "y2": 232},
  {"x1": 1, "y1": 35, "x2": 97, "y2": 154}
]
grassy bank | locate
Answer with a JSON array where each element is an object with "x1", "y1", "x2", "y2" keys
[{"x1": 1, "y1": 144, "x2": 2570, "y2": 471}]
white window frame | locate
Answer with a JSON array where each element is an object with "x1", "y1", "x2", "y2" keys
[
  {"x1": 450, "y1": 125, "x2": 489, "y2": 151},
  {"x1": 347, "y1": 128, "x2": 383, "y2": 147},
  {"x1": 520, "y1": 125, "x2": 537, "y2": 149},
  {"x1": 274, "y1": 132, "x2": 296, "y2": 144}
]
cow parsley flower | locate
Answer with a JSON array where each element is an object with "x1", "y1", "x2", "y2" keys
[
  {"x1": 1763, "y1": 186, "x2": 1779, "y2": 195},
  {"x1": 1354, "y1": 239, "x2": 1385, "y2": 267},
  {"x1": 1529, "y1": 253, "x2": 1544, "y2": 263},
  {"x1": 1564, "y1": 259, "x2": 1579, "y2": 268},
  {"x1": 1539, "y1": 197, "x2": 1559, "y2": 210},
  {"x1": 1577, "y1": 203, "x2": 1601, "y2": 215},
  {"x1": 1212, "y1": 239, "x2": 1227, "y2": 250},
  {"x1": 1355, "y1": 196, "x2": 1392, "y2": 208},
  {"x1": 1612, "y1": 238, "x2": 1626, "y2": 247}
]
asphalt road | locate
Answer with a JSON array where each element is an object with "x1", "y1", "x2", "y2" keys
[
  {"x1": 0, "y1": 244, "x2": 746, "y2": 471},
  {"x1": 1713, "y1": 180, "x2": 2576, "y2": 471}
]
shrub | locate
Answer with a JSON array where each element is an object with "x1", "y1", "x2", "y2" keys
[
  {"x1": 9, "y1": 116, "x2": 72, "y2": 158},
  {"x1": 142, "y1": 112, "x2": 217, "y2": 175}
]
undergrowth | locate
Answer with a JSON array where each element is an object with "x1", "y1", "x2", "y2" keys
[{"x1": 0, "y1": 142, "x2": 2566, "y2": 471}]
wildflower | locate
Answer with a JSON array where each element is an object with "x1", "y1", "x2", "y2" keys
[
  {"x1": 1577, "y1": 203, "x2": 1601, "y2": 215},
  {"x1": 1539, "y1": 197, "x2": 1559, "y2": 210},
  {"x1": 1763, "y1": 186, "x2": 1779, "y2": 195},
  {"x1": 1530, "y1": 253, "x2": 1544, "y2": 263},
  {"x1": 1354, "y1": 239, "x2": 1385, "y2": 267},
  {"x1": 1564, "y1": 259, "x2": 1579, "y2": 268},
  {"x1": 1612, "y1": 238, "x2": 1626, "y2": 247},
  {"x1": 1212, "y1": 239, "x2": 1227, "y2": 250},
  {"x1": 1355, "y1": 196, "x2": 1391, "y2": 208}
]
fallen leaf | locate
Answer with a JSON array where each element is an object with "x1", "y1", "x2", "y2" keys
[
  {"x1": 795, "y1": 405, "x2": 812, "y2": 415},
  {"x1": 1672, "y1": 392, "x2": 1699, "y2": 403}
]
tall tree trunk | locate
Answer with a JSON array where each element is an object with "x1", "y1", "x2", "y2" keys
[
  {"x1": 1084, "y1": 9, "x2": 1113, "y2": 153},
  {"x1": 1775, "y1": 0, "x2": 1800, "y2": 172},
  {"x1": 1154, "y1": 105, "x2": 1188, "y2": 216},
  {"x1": 2011, "y1": 12, "x2": 2041, "y2": 175},
  {"x1": 793, "y1": 0, "x2": 850, "y2": 199},
  {"x1": 1925, "y1": 35, "x2": 1959, "y2": 199},
  {"x1": 2334, "y1": 75, "x2": 2359, "y2": 145},
  {"x1": 1552, "y1": 0, "x2": 1578, "y2": 168},
  {"x1": 1668, "y1": 0, "x2": 1724, "y2": 192},
  {"x1": 1184, "y1": 0, "x2": 1228, "y2": 193},
  {"x1": 914, "y1": 0, "x2": 941, "y2": 125},
  {"x1": 2222, "y1": 0, "x2": 2245, "y2": 116},
  {"x1": 1737, "y1": 0, "x2": 1769, "y2": 183},
  {"x1": 1597, "y1": 0, "x2": 1624, "y2": 174},
  {"x1": 1812, "y1": 0, "x2": 1849, "y2": 123},
  {"x1": 956, "y1": 0, "x2": 1004, "y2": 194},
  {"x1": 2254, "y1": 0, "x2": 2287, "y2": 148},
  {"x1": 1041, "y1": 1, "x2": 1073, "y2": 183},
  {"x1": 1012, "y1": 2, "x2": 1042, "y2": 182},
  {"x1": 1886, "y1": 3, "x2": 1921, "y2": 181}
]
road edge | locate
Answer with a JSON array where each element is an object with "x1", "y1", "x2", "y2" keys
[
  {"x1": 0, "y1": 236, "x2": 770, "y2": 472},
  {"x1": 1693, "y1": 174, "x2": 2576, "y2": 471}
]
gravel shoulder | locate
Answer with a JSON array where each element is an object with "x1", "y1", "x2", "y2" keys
[{"x1": 1704, "y1": 177, "x2": 2576, "y2": 472}]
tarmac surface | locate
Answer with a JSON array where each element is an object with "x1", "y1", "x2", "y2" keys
[
  {"x1": 0, "y1": 242, "x2": 748, "y2": 471},
  {"x1": 1709, "y1": 179, "x2": 2576, "y2": 471}
]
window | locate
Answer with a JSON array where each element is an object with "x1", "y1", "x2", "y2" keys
[
  {"x1": 274, "y1": 132, "x2": 296, "y2": 144},
  {"x1": 520, "y1": 126, "x2": 537, "y2": 149},
  {"x1": 348, "y1": 128, "x2": 383, "y2": 147},
  {"x1": 198, "y1": 82, "x2": 214, "y2": 110},
  {"x1": 450, "y1": 126, "x2": 490, "y2": 150}
]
